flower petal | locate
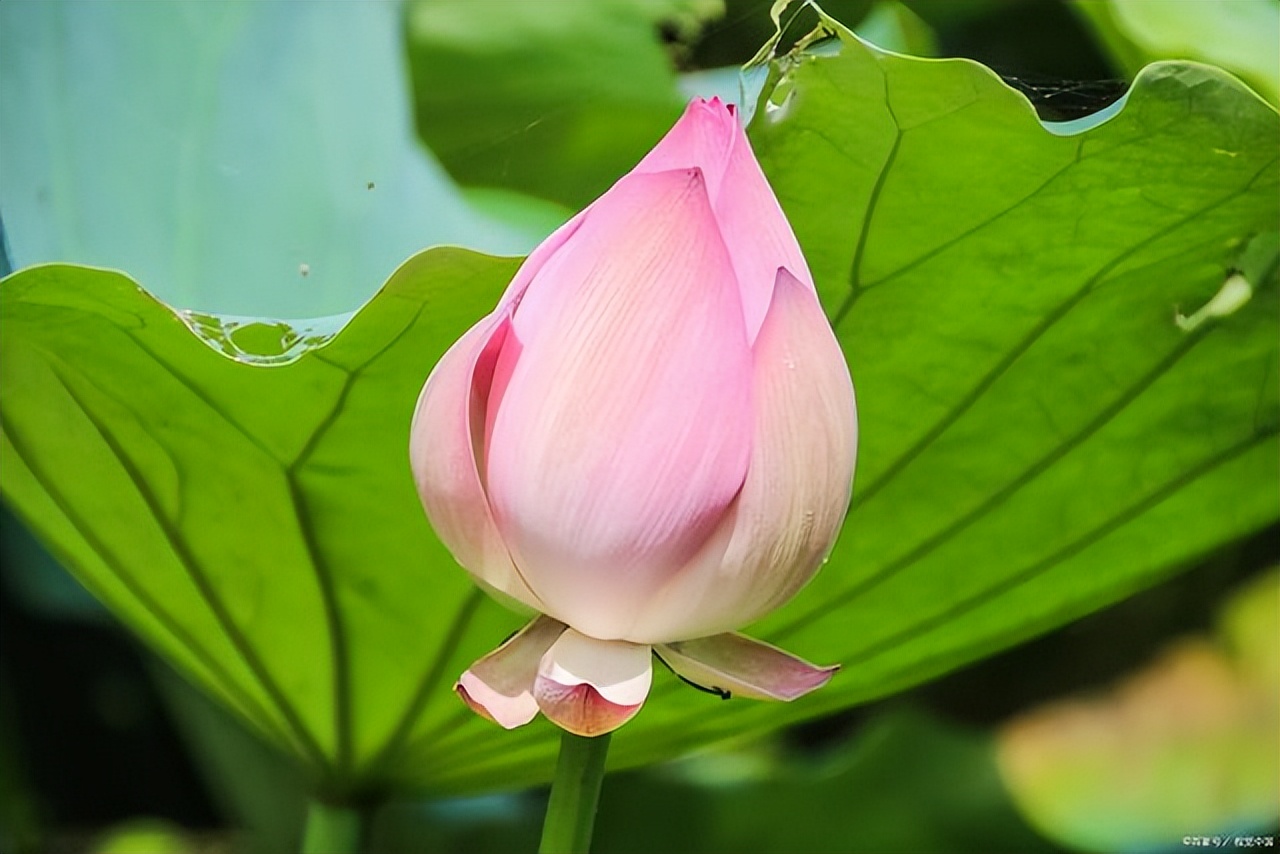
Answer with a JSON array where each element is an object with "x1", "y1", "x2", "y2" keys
[
  {"x1": 494, "y1": 209, "x2": 588, "y2": 310},
  {"x1": 409, "y1": 312, "x2": 543, "y2": 611},
  {"x1": 534, "y1": 629, "x2": 653, "y2": 736},
  {"x1": 627, "y1": 267, "x2": 856, "y2": 641},
  {"x1": 718, "y1": 268, "x2": 856, "y2": 612},
  {"x1": 456, "y1": 616, "x2": 567, "y2": 729},
  {"x1": 484, "y1": 168, "x2": 753, "y2": 640},
  {"x1": 657, "y1": 633, "x2": 837, "y2": 701},
  {"x1": 712, "y1": 118, "x2": 815, "y2": 344},
  {"x1": 634, "y1": 97, "x2": 814, "y2": 344},
  {"x1": 633, "y1": 97, "x2": 737, "y2": 200}
]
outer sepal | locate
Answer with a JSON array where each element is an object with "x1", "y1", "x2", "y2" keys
[
  {"x1": 657, "y1": 632, "x2": 836, "y2": 701},
  {"x1": 455, "y1": 615, "x2": 566, "y2": 729}
]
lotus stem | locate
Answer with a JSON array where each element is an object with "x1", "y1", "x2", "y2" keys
[{"x1": 539, "y1": 731, "x2": 612, "y2": 854}]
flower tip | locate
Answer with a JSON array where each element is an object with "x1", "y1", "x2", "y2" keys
[
  {"x1": 791, "y1": 662, "x2": 839, "y2": 699},
  {"x1": 686, "y1": 95, "x2": 733, "y2": 122},
  {"x1": 743, "y1": 658, "x2": 836, "y2": 702}
]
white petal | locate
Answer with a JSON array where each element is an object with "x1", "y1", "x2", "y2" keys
[
  {"x1": 534, "y1": 629, "x2": 653, "y2": 736},
  {"x1": 455, "y1": 616, "x2": 566, "y2": 729}
]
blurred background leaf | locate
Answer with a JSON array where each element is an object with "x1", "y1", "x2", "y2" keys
[
  {"x1": 590, "y1": 709, "x2": 1054, "y2": 854},
  {"x1": 0, "y1": 0, "x2": 553, "y2": 319},
  {"x1": 401, "y1": 0, "x2": 892, "y2": 207},
  {"x1": 370, "y1": 708, "x2": 1057, "y2": 854},
  {"x1": 855, "y1": 1, "x2": 938, "y2": 57},
  {"x1": 1072, "y1": 0, "x2": 1280, "y2": 108},
  {"x1": 997, "y1": 569, "x2": 1280, "y2": 853},
  {"x1": 402, "y1": 0, "x2": 698, "y2": 209},
  {"x1": 90, "y1": 819, "x2": 197, "y2": 854}
]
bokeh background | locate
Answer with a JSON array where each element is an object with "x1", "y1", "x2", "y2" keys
[{"x1": 1, "y1": 1, "x2": 1276, "y2": 852}]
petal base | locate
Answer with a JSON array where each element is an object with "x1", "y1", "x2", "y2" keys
[{"x1": 535, "y1": 629, "x2": 653, "y2": 736}]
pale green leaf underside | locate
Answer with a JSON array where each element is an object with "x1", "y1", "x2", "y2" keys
[
  {"x1": 0, "y1": 1, "x2": 544, "y2": 320},
  {"x1": 1, "y1": 26, "x2": 1276, "y2": 796}
]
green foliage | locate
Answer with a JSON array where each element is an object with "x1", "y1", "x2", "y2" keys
[
  {"x1": 854, "y1": 1, "x2": 938, "y2": 56},
  {"x1": 373, "y1": 710, "x2": 1053, "y2": 853},
  {"x1": 402, "y1": 0, "x2": 697, "y2": 208},
  {"x1": 91, "y1": 820, "x2": 197, "y2": 854},
  {"x1": 0, "y1": 5, "x2": 1276, "y2": 800},
  {"x1": 592, "y1": 711, "x2": 1054, "y2": 854},
  {"x1": 1074, "y1": 0, "x2": 1280, "y2": 107}
]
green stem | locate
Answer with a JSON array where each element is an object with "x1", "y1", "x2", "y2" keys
[
  {"x1": 301, "y1": 800, "x2": 362, "y2": 854},
  {"x1": 539, "y1": 731, "x2": 612, "y2": 854}
]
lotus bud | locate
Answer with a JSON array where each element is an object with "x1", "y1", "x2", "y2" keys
[{"x1": 410, "y1": 98, "x2": 856, "y2": 736}]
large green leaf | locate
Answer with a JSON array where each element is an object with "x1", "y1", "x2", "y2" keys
[
  {"x1": 0, "y1": 0, "x2": 547, "y2": 319},
  {"x1": 0, "y1": 251, "x2": 524, "y2": 797},
  {"x1": 1, "y1": 14, "x2": 1276, "y2": 798}
]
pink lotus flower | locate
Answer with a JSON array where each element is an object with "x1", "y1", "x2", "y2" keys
[{"x1": 410, "y1": 98, "x2": 856, "y2": 737}]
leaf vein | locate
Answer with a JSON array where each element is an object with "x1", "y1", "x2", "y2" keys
[
  {"x1": 833, "y1": 426, "x2": 1277, "y2": 667},
  {"x1": 5, "y1": 372, "x2": 329, "y2": 767},
  {"x1": 848, "y1": 169, "x2": 1272, "y2": 514},
  {"x1": 365, "y1": 587, "x2": 485, "y2": 777}
]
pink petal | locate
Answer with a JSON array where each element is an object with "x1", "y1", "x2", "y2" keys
[
  {"x1": 534, "y1": 629, "x2": 653, "y2": 737},
  {"x1": 657, "y1": 632, "x2": 836, "y2": 701},
  {"x1": 494, "y1": 210, "x2": 588, "y2": 310},
  {"x1": 627, "y1": 268, "x2": 857, "y2": 642},
  {"x1": 456, "y1": 616, "x2": 567, "y2": 729},
  {"x1": 484, "y1": 168, "x2": 753, "y2": 640},
  {"x1": 711, "y1": 112, "x2": 814, "y2": 344},
  {"x1": 409, "y1": 313, "x2": 543, "y2": 612},
  {"x1": 633, "y1": 97, "x2": 737, "y2": 201},
  {"x1": 634, "y1": 97, "x2": 814, "y2": 344}
]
